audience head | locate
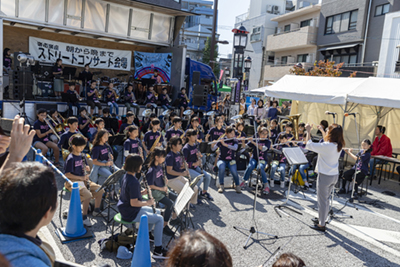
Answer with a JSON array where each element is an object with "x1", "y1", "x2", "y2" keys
[
  {"x1": 376, "y1": 125, "x2": 386, "y2": 136},
  {"x1": 166, "y1": 230, "x2": 232, "y2": 267},
  {"x1": 272, "y1": 253, "x2": 305, "y2": 267},
  {"x1": 0, "y1": 162, "x2": 57, "y2": 235}
]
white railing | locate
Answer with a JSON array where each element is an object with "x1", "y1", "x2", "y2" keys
[{"x1": 235, "y1": 12, "x2": 249, "y2": 24}]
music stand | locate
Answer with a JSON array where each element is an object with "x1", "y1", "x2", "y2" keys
[
  {"x1": 96, "y1": 169, "x2": 126, "y2": 226},
  {"x1": 274, "y1": 147, "x2": 308, "y2": 217},
  {"x1": 167, "y1": 182, "x2": 194, "y2": 247},
  {"x1": 63, "y1": 67, "x2": 77, "y2": 81}
]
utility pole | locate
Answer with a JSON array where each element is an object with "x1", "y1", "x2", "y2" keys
[{"x1": 209, "y1": 0, "x2": 218, "y2": 71}]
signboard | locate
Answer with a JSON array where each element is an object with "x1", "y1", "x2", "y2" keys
[
  {"x1": 29, "y1": 37, "x2": 132, "y2": 70},
  {"x1": 133, "y1": 51, "x2": 172, "y2": 83}
]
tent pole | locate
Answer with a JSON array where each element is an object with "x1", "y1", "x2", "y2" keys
[
  {"x1": 342, "y1": 101, "x2": 348, "y2": 127},
  {"x1": 372, "y1": 106, "x2": 383, "y2": 141}
]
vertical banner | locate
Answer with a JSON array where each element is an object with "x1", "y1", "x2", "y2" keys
[
  {"x1": 133, "y1": 51, "x2": 172, "y2": 83},
  {"x1": 28, "y1": 37, "x2": 132, "y2": 70}
]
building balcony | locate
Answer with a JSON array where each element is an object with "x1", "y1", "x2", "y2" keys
[
  {"x1": 266, "y1": 26, "x2": 317, "y2": 52},
  {"x1": 263, "y1": 62, "x2": 313, "y2": 83}
]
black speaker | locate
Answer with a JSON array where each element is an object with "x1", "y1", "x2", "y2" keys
[
  {"x1": 192, "y1": 71, "x2": 201, "y2": 86},
  {"x1": 9, "y1": 70, "x2": 34, "y2": 100},
  {"x1": 192, "y1": 84, "x2": 208, "y2": 107}
]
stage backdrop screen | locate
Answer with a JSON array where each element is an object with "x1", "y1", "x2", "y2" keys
[
  {"x1": 29, "y1": 37, "x2": 132, "y2": 70},
  {"x1": 134, "y1": 51, "x2": 172, "y2": 83}
]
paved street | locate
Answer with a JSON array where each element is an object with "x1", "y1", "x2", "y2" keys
[{"x1": 45, "y1": 167, "x2": 400, "y2": 267}]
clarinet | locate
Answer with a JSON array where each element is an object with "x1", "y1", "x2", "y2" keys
[
  {"x1": 81, "y1": 154, "x2": 90, "y2": 190},
  {"x1": 162, "y1": 163, "x2": 169, "y2": 199},
  {"x1": 142, "y1": 177, "x2": 156, "y2": 213},
  {"x1": 180, "y1": 152, "x2": 192, "y2": 182}
]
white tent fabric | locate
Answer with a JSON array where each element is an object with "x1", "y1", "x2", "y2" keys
[
  {"x1": 347, "y1": 77, "x2": 400, "y2": 109},
  {"x1": 252, "y1": 75, "x2": 400, "y2": 149},
  {"x1": 251, "y1": 75, "x2": 366, "y2": 105}
]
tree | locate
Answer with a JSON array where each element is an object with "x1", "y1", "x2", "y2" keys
[
  {"x1": 289, "y1": 60, "x2": 357, "y2": 77},
  {"x1": 202, "y1": 37, "x2": 220, "y2": 77}
]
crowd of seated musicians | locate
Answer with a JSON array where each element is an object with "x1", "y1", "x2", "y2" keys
[{"x1": 29, "y1": 99, "x2": 394, "y2": 258}]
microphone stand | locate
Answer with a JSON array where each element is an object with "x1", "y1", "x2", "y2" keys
[{"x1": 233, "y1": 115, "x2": 278, "y2": 249}]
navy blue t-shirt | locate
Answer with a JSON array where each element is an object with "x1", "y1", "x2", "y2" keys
[
  {"x1": 165, "y1": 127, "x2": 183, "y2": 141},
  {"x1": 146, "y1": 91, "x2": 156, "y2": 104},
  {"x1": 91, "y1": 144, "x2": 111, "y2": 161},
  {"x1": 182, "y1": 143, "x2": 198, "y2": 168},
  {"x1": 125, "y1": 91, "x2": 135, "y2": 104},
  {"x1": 267, "y1": 107, "x2": 278, "y2": 121},
  {"x1": 58, "y1": 131, "x2": 75, "y2": 149},
  {"x1": 33, "y1": 119, "x2": 50, "y2": 143},
  {"x1": 143, "y1": 131, "x2": 163, "y2": 150},
  {"x1": 119, "y1": 122, "x2": 134, "y2": 134},
  {"x1": 248, "y1": 139, "x2": 271, "y2": 161},
  {"x1": 179, "y1": 93, "x2": 187, "y2": 106},
  {"x1": 207, "y1": 127, "x2": 225, "y2": 141},
  {"x1": 216, "y1": 138, "x2": 238, "y2": 161},
  {"x1": 352, "y1": 151, "x2": 371, "y2": 175},
  {"x1": 158, "y1": 94, "x2": 169, "y2": 105},
  {"x1": 165, "y1": 151, "x2": 185, "y2": 179},
  {"x1": 146, "y1": 164, "x2": 165, "y2": 188},
  {"x1": 64, "y1": 153, "x2": 86, "y2": 177},
  {"x1": 124, "y1": 138, "x2": 140, "y2": 154},
  {"x1": 105, "y1": 89, "x2": 116, "y2": 102},
  {"x1": 87, "y1": 87, "x2": 99, "y2": 102},
  {"x1": 118, "y1": 173, "x2": 142, "y2": 222},
  {"x1": 78, "y1": 116, "x2": 90, "y2": 135}
]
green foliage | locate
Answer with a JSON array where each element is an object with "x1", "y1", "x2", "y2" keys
[{"x1": 289, "y1": 60, "x2": 357, "y2": 77}]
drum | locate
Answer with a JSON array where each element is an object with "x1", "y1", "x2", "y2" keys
[
  {"x1": 199, "y1": 142, "x2": 213, "y2": 154},
  {"x1": 110, "y1": 77, "x2": 120, "y2": 86},
  {"x1": 100, "y1": 76, "x2": 110, "y2": 87}
]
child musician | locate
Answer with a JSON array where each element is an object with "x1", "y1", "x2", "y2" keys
[
  {"x1": 212, "y1": 127, "x2": 242, "y2": 194},
  {"x1": 124, "y1": 84, "x2": 140, "y2": 115},
  {"x1": 206, "y1": 116, "x2": 226, "y2": 170},
  {"x1": 105, "y1": 83, "x2": 119, "y2": 117},
  {"x1": 89, "y1": 129, "x2": 120, "y2": 184},
  {"x1": 339, "y1": 139, "x2": 372, "y2": 198},
  {"x1": 240, "y1": 127, "x2": 271, "y2": 194},
  {"x1": 289, "y1": 132, "x2": 312, "y2": 189},
  {"x1": 78, "y1": 107, "x2": 91, "y2": 140},
  {"x1": 183, "y1": 129, "x2": 213, "y2": 200},
  {"x1": 165, "y1": 137, "x2": 200, "y2": 207},
  {"x1": 269, "y1": 119, "x2": 278, "y2": 144},
  {"x1": 159, "y1": 87, "x2": 172, "y2": 111},
  {"x1": 124, "y1": 125, "x2": 143, "y2": 160},
  {"x1": 145, "y1": 86, "x2": 158, "y2": 111},
  {"x1": 32, "y1": 108, "x2": 61, "y2": 168},
  {"x1": 146, "y1": 147, "x2": 179, "y2": 237},
  {"x1": 58, "y1": 117, "x2": 80, "y2": 151},
  {"x1": 90, "y1": 118, "x2": 105, "y2": 143},
  {"x1": 119, "y1": 111, "x2": 135, "y2": 134},
  {"x1": 178, "y1": 87, "x2": 190, "y2": 118},
  {"x1": 117, "y1": 154, "x2": 169, "y2": 259},
  {"x1": 270, "y1": 134, "x2": 292, "y2": 188},
  {"x1": 64, "y1": 135, "x2": 105, "y2": 227},
  {"x1": 66, "y1": 83, "x2": 81, "y2": 117},
  {"x1": 275, "y1": 121, "x2": 293, "y2": 144},
  {"x1": 143, "y1": 119, "x2": 164, "y2": 156},
  {"x1": 49, "y1": 109, "x2": 64, "y2": 141},
  {"x1": 186, "y1": 116, "x2": 204, "y2": 142},
  {"x1": 86, "y1": 80, "x2": 102, "y2": 116},
  {"x1": 165, "y1": 117, "x2": 184, "y2": 143},
  {"x1": 298, "y1": 122, "x2": 306, "y2": 141}
]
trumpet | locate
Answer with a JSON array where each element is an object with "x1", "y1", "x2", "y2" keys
[
  {"x1": 44, "y1": 116, "x2": 60, "y2": 140},
  {"x1": 95, "y1": 88, "x2": 102, "y2": 98}
]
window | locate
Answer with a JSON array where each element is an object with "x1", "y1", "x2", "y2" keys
[
  {"x1": 297, "y1": 54, "x2": 308, "y2": 62},
  {"x1": 325, "y1": 10, "x2": 358, "y2": 34},
  {"x1": 281, "y1": 56, "x2": 288, "y2": 65},
  {"x1": 251, "y1": 26, "x2": 261, "y2": 42},
  {"x1": 325, "y1": 54, "x2": 358, "y2": 65},
  {"x1": 375, "y1": 3, "x2": 390, "y2": 16},
  {"x1": 300, "y1": 19, "x2": 312, "y2": 28},
  {"x1": 284, "y1": 25, "x2": 291, "y2": 32}
]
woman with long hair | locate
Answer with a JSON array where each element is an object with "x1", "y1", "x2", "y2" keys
[
  {"x1": 305, "y1": 124, "x2": 345, "y2": 232},
  {"x1": 89, "y1": 129, "x2": 119, "y2": 184},
  {"x1": 254, "y1": 99, "x2": 266, "y2": 127}
]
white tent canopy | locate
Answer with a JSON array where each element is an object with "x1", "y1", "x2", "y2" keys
[
  {"x1": 251, "y1": 75, "x2": 400, "y2": 149},
  {"x1": 251, "y1": 75, "x2": 366, "y2": 105}
]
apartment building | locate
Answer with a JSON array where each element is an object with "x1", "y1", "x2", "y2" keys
[
  {"x1": 180, "y1": 0, "x2": 219, "y2": 61},
  {"x1": 263, "y1": 3, "x2": 321, "y2": 84}
]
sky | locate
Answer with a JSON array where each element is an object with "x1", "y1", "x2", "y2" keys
[{"x1": 217, "y1": 0, "x2": 252, "y2": 59}]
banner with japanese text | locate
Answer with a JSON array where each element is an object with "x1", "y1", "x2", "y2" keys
[
  {"x1": 29, "y1": 37, "x2": 132, "y2": 70},
  {"x1": 134, "y1": 51, "x2": 172, "y2": 83}
]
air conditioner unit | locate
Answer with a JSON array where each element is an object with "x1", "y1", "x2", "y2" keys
[
  {"x1": 266, "y1": 5, "x2": 274, "y2": 13},
  {"x1": 273, "y1": 5, "x2": 280, "y2": 14},
  {"x1": 287, "y1": 57, "x2": 295, "y2": 64}
]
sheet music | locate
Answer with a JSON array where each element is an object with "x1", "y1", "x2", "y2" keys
[
  {"x1": 174, "y1": 182, "x2": 194, "y2": 216},
  {"x1": 283, "y1": 147, "x2": 309, "y2": 165}
]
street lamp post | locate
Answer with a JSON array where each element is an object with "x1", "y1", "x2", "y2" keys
[
  {"x1": 244, "y1": 56, "x2": 252, "y2": 91},
  {"x1": 232, "y1": 25, "x2": 249, "y2": 103}
]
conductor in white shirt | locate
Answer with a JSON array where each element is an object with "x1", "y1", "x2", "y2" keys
[{"x1": 304, "y1": 123, "x2": 345, "y2": 232}]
